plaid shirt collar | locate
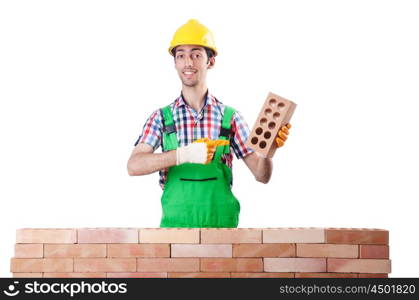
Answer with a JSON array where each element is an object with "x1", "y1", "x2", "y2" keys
[{"x1": 174, "y1": 90, "x2": 218, "y2": 110}]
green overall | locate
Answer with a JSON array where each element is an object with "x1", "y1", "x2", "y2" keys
[{"x1": 159, "y1": 105, "x2": 240, "y2": 228}]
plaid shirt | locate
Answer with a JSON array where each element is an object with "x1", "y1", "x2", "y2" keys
[{"x1": 134, "y1": 92, "x2": 254, "y2": 190}]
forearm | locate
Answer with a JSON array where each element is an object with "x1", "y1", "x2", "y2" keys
[
  {"x1": 127, "y1": 150, "x2": 177, "y2": 176},
  {"x1": 255, "y1": 155, "x2": 273, "y2": 184}
]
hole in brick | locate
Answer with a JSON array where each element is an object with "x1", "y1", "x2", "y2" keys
[
  {"x1": 269, "y1": 99, "x2": 277, "y2": 107},
  {"x1": 260, "y1": 118, "x2": 267, "y2": 126},
  {"x1": 255, "y1": 127, "x2": 263, "y2": 135},
  {"x1": 264, "y1": 108, "x2": 272, "y2": 116},
  {"x1": 259, "y1": 141, "x2": 267, "y2": 149},
  {"x1": 273, "y1": 112, "x2": 281, "y2": 120},
  {"x1": 268, "y1": 121, "x2": 276, "y2": 129},
  {"x1": 264, "y1": 131, "x2": 271, "y2": 139},
  {"x1": 278, "y1": 102, "x2": 285, "y2": 109},
  {"x1": 251, "y1": 137, "x2": 258, "y2": 144}
]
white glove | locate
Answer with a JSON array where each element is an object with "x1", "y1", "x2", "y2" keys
[
  {"x1": 176, "y1": 138, "x2": 230, "y2": 165},
  {"x1": 176, "y1": 142, "x2": 207, "y2": 165}
]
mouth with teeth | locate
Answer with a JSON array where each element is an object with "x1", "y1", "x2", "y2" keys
[{"x1": 182, "y1": 69, "x2": 197, "y2": 79}]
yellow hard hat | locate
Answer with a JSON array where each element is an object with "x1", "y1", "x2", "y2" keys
[{"x1": 169, "y1": 19, "x2": 218, "y2": 56}]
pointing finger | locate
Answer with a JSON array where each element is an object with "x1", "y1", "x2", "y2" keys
[
  {"x1": 194, "y1": 138, "x2": 209, "y2": 143},
  {"x1": 211, "y1": 139, "x2": 230, "y2": 147}
]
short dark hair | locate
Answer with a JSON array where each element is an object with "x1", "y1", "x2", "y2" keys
[
  {"x1": 204, "y1": 47, "x2": 215, "y2": 60},
  {"x1": 172, "y1": 46, "x2": 215, "y2": 63}
]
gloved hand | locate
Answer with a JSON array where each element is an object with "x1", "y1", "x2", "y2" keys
[
  {"x1": 176, "y1": 138, "x2": 230, "y2": 165},
  {"x1": 275, "y1": 123, "x2": 291, "y2": 148}
]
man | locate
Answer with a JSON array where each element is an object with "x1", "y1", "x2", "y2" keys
[{"x1": 127, "y1": 19, "x2": 291, "y2": 228}]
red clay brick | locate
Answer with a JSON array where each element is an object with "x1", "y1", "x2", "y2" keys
[
  {"x1": 201, "y1": 229, "x2": 262, "y2": 244},
  {"x1": 14, "y1": 244, "x2": 43, "y2": 258},
  {"x1": 139, "y1": 229, "x2": 200, "y2": 243},
  {"x1": 137, "y1": 258, "x2": 200, "y2": 272},
  {"x1": 43, "y1": 273, "x2": 106, "y2": 278},
  {"x1": 231, "y1": 273, "x2": 294, "y2": 278},
  {"x1": 326, "y1": 228, "x2": 389, "y2": 245},
  {"x1": 107, "y1": 272, "x2": 167, "y2": 278},
  {"x1": 360, "y1": 245, "x2": 389, "y2": 259},
  {"x1": 247, "y1": 92, "x2": 297, "y2": 158},
  {"x1": 328, "y1": 258, "x2": 391, "y2": 273},
  {"x1": 168, "y1": 272, "x2": 230, "y2": 278},
  {"x1": 201, "y1": 258, "x2": 263, "y2": 272},
  {"x1": 264, "y1": 258, "x2": 326, "y2": 272},
  {"x1": 171, "y1": 244, "x2": 232, "y2": 257},
  {"x1": 297, "y1": 244, "x2": 358, "y2": 258},
  {"x1": 16, "y1": 229, "x2": 76, "y2": 244},
  {"x1": 107, "y1": 244, "x2": 170, "y2": 258},
  {"x1": 44, "y1": 244, "x2": 106, "y2": 258},
  {"x1": 233, "y1": 244, "x2": 295, "y2": 257},
  {"x1": 13, "y1": 273, "x2": 43, "y2": 278},
  {"x1": 358, "y1": 273, "x2": 388, "y2": 278},
  {"x1": 74, "y1": 258, "x2": 136, "y2": 272},
  {"x1": 78, "y1": 228, "x2": 138, "y2": 243},
  {"x1": 263, "y1": 228, "x2": 325, "y2": 243},
  {"x1": 295, "y1": 273, "x2": 358, "y2": 278},
  {"x1": 11, "y1": 258, "x2": 73, "y2": 272}
]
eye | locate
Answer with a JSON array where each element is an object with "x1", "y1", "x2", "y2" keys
[{"x1": 176, "y1": 54, "x2": 184, "y2": 59}]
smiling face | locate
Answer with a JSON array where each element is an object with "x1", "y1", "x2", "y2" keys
[{"x1": 174, "y1": 45, "x2": 215, "y2": 88}]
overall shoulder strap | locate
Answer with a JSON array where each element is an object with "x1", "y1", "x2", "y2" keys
[
  {"x1": 213, "y1": 105, "x2": 235, "y2": 163},
  {"x1": 160, "y1": 105, "x2": 178, "y2": 151}
]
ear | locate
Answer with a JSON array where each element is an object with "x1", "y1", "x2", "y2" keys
[{"x1": 207, "y1": 57, "x2": 215, "y2": 69}]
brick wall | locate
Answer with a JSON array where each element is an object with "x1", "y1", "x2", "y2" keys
[{"x1": 11, "y1": 228, "x2": 391, "y2": 278}]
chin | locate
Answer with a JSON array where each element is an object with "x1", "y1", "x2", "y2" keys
[{"x1": 182, "y1": 80, "x2": 199, "y2": 87}]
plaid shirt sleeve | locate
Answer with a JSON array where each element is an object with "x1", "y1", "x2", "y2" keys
[
  {"x1": 230, "y1": 110, "x2": 255, "y2": 159},
  {"x1": 133, "y1": 109, "x2": 163, "y2": 151}
]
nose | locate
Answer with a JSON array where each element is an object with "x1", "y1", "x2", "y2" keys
[{"x1": 185, "y1": 55, "x2": 193, "y2": 67}]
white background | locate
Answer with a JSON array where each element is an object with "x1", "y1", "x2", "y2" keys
[{"x1": 0, "y1": 0, "x2": 418, "y2": 277}]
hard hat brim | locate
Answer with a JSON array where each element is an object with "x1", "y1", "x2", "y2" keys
[{"x1": 168, "y1": 44, "x2": 218, "y2": 57}]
